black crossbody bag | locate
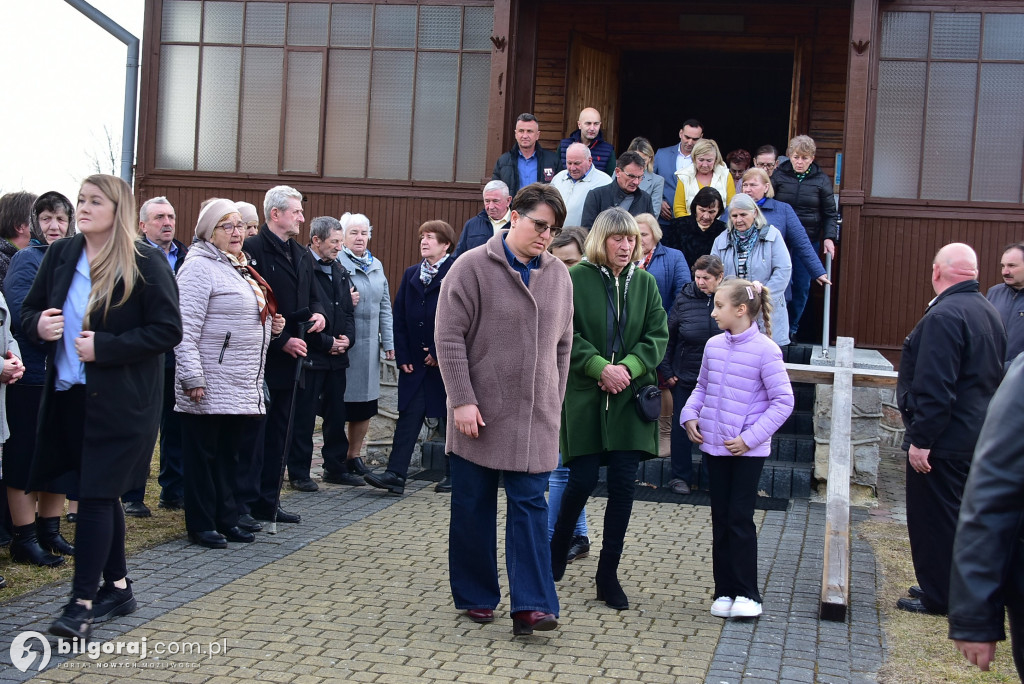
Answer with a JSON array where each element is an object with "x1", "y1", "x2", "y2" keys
[{"x1": 604, "y1": 274, "x2": 661, "y2": 423}]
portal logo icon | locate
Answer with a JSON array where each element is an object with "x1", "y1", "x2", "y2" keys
[{"x1": 10, "y1": 631, "x2": 51, "y2": 672}]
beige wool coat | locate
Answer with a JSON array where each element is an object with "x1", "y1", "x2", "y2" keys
[{"x1": 435, "y1": 233, "x2": 573, "y2": 474}]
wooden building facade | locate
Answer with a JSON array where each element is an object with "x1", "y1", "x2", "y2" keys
[{"x1": 138, "y1": 0, "x2": 1024, "y2": 358}]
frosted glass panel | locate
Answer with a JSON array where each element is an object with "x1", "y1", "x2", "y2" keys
[
  {"x1": 462, "y1": 7, "x2": 493, "y2": 51},
  {"x1": 972, "y1": 64, "x2": 1024, "y2": 202},
  {"x1": 287, "y1": 3, "x2": 329, "y2": 46},
  {"x1": 245, "y1": 2, "x2": 286, "y2": 45},
  {"x1": 324, "y1": 50, "x2": 371, "y2": 177},
  {"x1": 373, "y1": 5, "x2": 416, "y2": 48},
  {"x1": 921, "y1": 63, "x2": 977, "y2": 201},
  {"x1": 156, "y1": 45, "x2": 198, "y2": 169},
  {"x1": 879, "y1": 12, "x2": 929, "y2": 59},
  {"x1": 283, "y1": 52, "x2": 323, "y2": 173},
  {"x1": 239, "y1": 47, "x2": 283, "y2": 173},
  {"x1": 930, "y1": 13, "x2": 980, "y2": 59},
  {"x1": 203, "y1": 1, "x2": 242, "y2": 44},
  {"x1": 418, "y1": 6, "x2": 461, "y2": 50},
  {"x1": 367, "y1": 51, "x2": 414, "y2": 179},
  {"x1": 983, "y1": 14, "x2": 1024, "y2": 60},
  {"x1": 162, "y1": 0, "x2": 201, "y2": 42},
  {"x1": 412, "y1": 53, "x2": 458, "y2": 181},
  {"x1": 456, "y1": 54, "x2": 491, "y2": 183},
  {"x1": 331, "y1": 4, "x2": 372, "y2": 47},
  {"x1": 197, "y1": 47, "x2": 241, "y2": 172},
  {"x1": 871, "y1": 62, "x2": 926, "y2": 198}
]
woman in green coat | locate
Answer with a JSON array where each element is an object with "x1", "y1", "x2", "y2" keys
[{"x1": 551, "y1": 207, "x2": 668, "y2": 610}]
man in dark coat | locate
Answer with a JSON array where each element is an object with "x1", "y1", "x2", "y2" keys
[
  {"x1": 896, "y1": 243, "x2": 1006, "y2": 616},
  {"x1": 558, "y1": 107, "x2": 616, "y2": 176},
  {"x1": 949, "y1": 354, "x2": 1024, "y2": 677},
  {"x1": 297, "y1": 216, "x2": 356, "y2": 490},
  {"x1": 491, "y1": 113, "x2": 561, "y2": 196},
  {"x1": 986, "y1": 242, "x2": 1024, "y2": 365},
  {"x1": 453, "y1": 180, "x2": 511, "y2": 258},
  {"x1": 580, "y1": 151, "x2": 654, "y2": 229},
  {"x1": 242, "y1": 185, "x2": 326, "y2": 524}
]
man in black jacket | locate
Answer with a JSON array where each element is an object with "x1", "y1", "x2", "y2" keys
[
  {"x1": 242, "y1": 186, "x2": 327, "y2": 524},
  {"x1": 300, "y1": 217, "x2": 357, "y2": 489},
  {"x1": 896, "y1": 243, "x2": 1005, "y2": 615},
  {"x1": 491, "y1": 113, "x2": 561, "y2": 196},
  {"x1": 580, "y1": 151, "x2": 654, "y2": 229},
  {"x1": 949, "y1": 354, "x2": 1024, "y2": 676}
]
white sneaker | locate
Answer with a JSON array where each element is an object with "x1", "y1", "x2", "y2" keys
[
  {"x1": 729, "y1": 596, "x2": 763, "y2": 618},
  {"x1": 710, "y1": 597, "x2": 734, "y2": 617}
]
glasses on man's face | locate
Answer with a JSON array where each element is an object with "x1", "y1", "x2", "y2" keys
[
  {"x1": 520, "y1": 213, "x2": 561, "y2": 238},
  {"x1": 756, "y1": 162, "x2": 776, "y2": 170},
  {"x1": 215, "y1": 223, "x2": 245, "y2": 234},
  {"x1": 622, "y1": 171, "x2": 644, "y2": 182}
]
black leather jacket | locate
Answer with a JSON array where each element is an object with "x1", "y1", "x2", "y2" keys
[{"x1": 948, "y1": 354, "x2": 1024, "y2": 643}]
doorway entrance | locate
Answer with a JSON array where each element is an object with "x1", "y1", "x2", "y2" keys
[{"x1": 617, "y1": 50, "x2": 795, "y2": 160}]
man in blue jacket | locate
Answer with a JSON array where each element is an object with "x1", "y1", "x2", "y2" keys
[
  {"x1": 558, "y1": 107, "x2": 615, "y2": 177},
  {"x1": 491, "y1": 114, "x2": 560, "y2": 196},
  {"x1": 986, "y1": 242, "x2": 1024, "y2": 365},
  {"x1": 454, "y1": 181, "x2": 511, "y2": 258},
  {"x1": 653, "y1": 119, "x2": 703, "y2": 223}
]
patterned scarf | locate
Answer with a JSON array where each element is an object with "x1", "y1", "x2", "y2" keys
[
  {"x1": 224, "y1": 249, "x2": 270, "y2": 323},
  {"x1": 420, "y1": 254, "x2": 449, "y2": 285},
  {"x1": 729, "y1": 227, "x2": 761, "y2": 280},
  {"x1": 343, "y1": 246, "x2": 374, "y2": 272}
]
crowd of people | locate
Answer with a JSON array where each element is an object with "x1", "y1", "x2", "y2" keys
[{"x1": 0, "y1": 107, "x2": 1019, "y2": 650}]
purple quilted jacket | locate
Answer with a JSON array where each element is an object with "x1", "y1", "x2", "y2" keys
[{"x1": 680, "y1": 324, "x2": 794, "y2": 457}]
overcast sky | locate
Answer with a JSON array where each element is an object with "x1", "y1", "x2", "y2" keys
[{"x1": 0, "y1": 0, "x2": 144, "y2": 201}]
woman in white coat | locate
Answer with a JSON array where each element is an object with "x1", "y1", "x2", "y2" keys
[{"x1": 335, "y1": 212, "x2": 395, "y2": 484}]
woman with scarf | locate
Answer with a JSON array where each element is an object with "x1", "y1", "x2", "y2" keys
[
  {"x1": 551, "y1": 207, "x2": 668, "y2": 611},
  {"x1": 364, "y1": 221, "x2": 455, "y2": 496},
  {"x1": 333, "y1": 212, "x2": 395, "y2": 486},
  {"x1": 711, "y1": 194, "x2": 792, "y2": 346},
  {"x1": 174, "y1": 198, "x2": 284, "y2": 549},
  {"x1": 3, "y1": 192, "x2": 78, "y2": 568}
]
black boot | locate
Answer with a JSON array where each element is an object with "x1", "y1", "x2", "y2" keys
[
  {"x1": 37, "y1": 516, "x2": 75, "y2": 556},
  {"x1": 550, "y1": 523, "x2": 574, "y2": 582},
  {"x1": 10, "y1": 523, "x2": 65, "y2": 567},
  {"x1": 595, "y1": 549, "x2": 628, "y2": 610},
  {"x1": 435, "y1": 455, "x2": 452, "y2": 493}
]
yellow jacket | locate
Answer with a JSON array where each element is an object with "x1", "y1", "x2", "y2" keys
[{"x1": 672, "y1": 165, "x2": 736, "y2": 217}]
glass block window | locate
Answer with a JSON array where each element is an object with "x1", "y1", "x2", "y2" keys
[
  {"x1": 872, "y1": 11, "x2": 1024, "y2": 203},
  {"x1": 154, "y1": 1, "x2": 494, "y2": 184}
]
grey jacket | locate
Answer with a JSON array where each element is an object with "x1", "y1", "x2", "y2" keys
[
  {"x1": 0, "y1": 290, "x2": 20, "y2": 443},
  {"x1": 712, "y1": 225, "x2": 793, "y2": 346},
  {"x1": 338, "y1": 252, "x2": 394, "y2": 403},
  {"x1": 174, "y1": 241, "x2": 270, "y2": 416}
]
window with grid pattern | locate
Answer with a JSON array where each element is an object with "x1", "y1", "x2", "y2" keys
[
  {"x1": 155, "y1": 0, "x2": 493, "y2": 183},
  {"x1": 871, "y1": 11, "x2": 1024, "y2": 203}
]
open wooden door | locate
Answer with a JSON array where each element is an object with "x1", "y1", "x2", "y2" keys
[{"x1": 564, "y1": 33, "x2": 620, "y2": 144}]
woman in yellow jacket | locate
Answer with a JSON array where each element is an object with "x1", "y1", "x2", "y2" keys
[{"x1": 673, "y1": 139, "x2": 736, "y2": 217}]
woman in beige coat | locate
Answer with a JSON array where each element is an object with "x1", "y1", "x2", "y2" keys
[{"x1": 175, "y1": 198, "x2": 283, "y2": 549}]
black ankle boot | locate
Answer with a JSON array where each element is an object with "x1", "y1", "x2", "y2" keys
[
  {"x1": 434, "y1": 455, "x2": 452, "y2": 493},
  {"x1": 37, "y1": 516, "x2": 75, "y2": 555},
  {"x1": 595, "y1": 549, "x2": 628, "y2": 610},
  {"x1": 550, "y1": 524, "x2": 573, "y2": 582},
  {"x1": 10, "y1": 523, "x2": 65, "y2": 567}
]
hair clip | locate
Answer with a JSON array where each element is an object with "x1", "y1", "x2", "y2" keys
[{"x1": 745, "y1": 286, "x2": 754, "y2": 299}]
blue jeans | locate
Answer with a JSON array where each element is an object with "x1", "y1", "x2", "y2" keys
[
  {"x1": 547, "y1": 461, "x2": 588, "y2": 539},
  {"x1": 788, "y1": 239, "x2": 820, "y2": 337},
  {"x1": 448, "y1": 454, "x2": 559, "y2": 615}
]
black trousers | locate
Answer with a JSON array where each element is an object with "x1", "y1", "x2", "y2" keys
[
  {"x1": 253, "y1": 375, "x2": 318, "y2": 513},
  {"x1": 284, "y1": 368, "x2": 327, "y2": 482},
  {"x1": 906, "y1": 456, "x2": 970, "y2": 613},
  {"x1": 157, "y1": 365, "x2": 185, "y2": 503},
  {"x1": 670, "y1": 381, "x2": 697, "y2": 484},
  {"x1": 707, "y1": 455, "x2": 765, "y2": 602},
  {"x1": 180, "y1": 413, "x2": 245, "y2": 533},
  {"x1": 1010, "y1": 599, "x2": 1024, "y2": 680},
  {"x1": 235, "y1": 415, "x2": 266, "y2": 517},
  {"x1": 556, "y1": 451, "x2": 642, "y2": 558},
  {"x1": 74, "y1": 498, "x2": 127, "y2": 600},
  {"x1": 311, "y1": 368, "x2": 349, "y2": 478}
]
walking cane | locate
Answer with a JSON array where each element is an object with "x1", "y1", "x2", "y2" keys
[{"x1": 268, "y1": 319, "x2": 315, "y2": 534}]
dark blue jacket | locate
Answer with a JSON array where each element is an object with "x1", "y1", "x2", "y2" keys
[
  {"x1": 897, "y1": 280, "x2": 1006, "y2": 460},
  {"x1": 454, "y1": 210, "x2": 506, "y2": 259},
  {"x1": 658, "y1": 281, "x2": 723, "y2": 386},
  {"x1": 394, "y1": 258, "x2": 454, "y2": 416},
  {"x1": 986, "y1": 283, "x2": 1024, "y2": 364},
  {"x1": 759, "y1": 197, "x2": 825, "y2": 281},
  {"x1": 771, "y1": 160, "x2": 839, "y2": 243},
  {"x1": 491, "y1": 143, "x2": 561, "y2": 196},
  {"x1": 559, "y1": 130, "x2": 616, "y2": 176},
  {"x1": 3, "y1": 243, "x2": 48, "y2": 384},
  {"x1": 645, "y1": 242, "x2": 690, "y2": 312},
  {"x1": 307, "y1": 252, "x2": 357, "y2": 371}
]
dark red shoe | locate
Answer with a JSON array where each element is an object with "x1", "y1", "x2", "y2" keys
[
  {"x1": 511, "y1": 610, "x2": 557, "y2": 636},
  {"x1": 465, "y1": 609, "x2": 494, "y2": 624}
]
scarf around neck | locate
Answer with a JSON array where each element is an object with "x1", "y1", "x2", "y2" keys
[
  {"x1": 223, "y1": 248, "x2": 269, "y2": 323},
  {"x1": 420, "y1": 254, "x2": 449, "y2": 285},
  {"x1": 343, "y1": 246, "x2": 374, "y2": 272}
]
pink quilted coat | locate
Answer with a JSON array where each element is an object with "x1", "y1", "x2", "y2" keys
[{"x1": 680, "y1": 324, "x2": 794, "y2": 457}]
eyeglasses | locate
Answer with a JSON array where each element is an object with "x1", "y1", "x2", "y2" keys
[
  {"x1": 215, "y1": 223, "x2": 245, "y2": 234},
  {"x1": 755, "y1": 162, "x2": 776, "y2": 170},
  {"x1": 520, "y1": 213, "x2": 561, "y2": 238},
  {"x1": 622, "y1": 171, "x2": 645, "y2": 181}
]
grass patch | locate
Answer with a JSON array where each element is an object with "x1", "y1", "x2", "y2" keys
[{"x1": 858, "y1": 518, "x2": 1019, "y2": 683}]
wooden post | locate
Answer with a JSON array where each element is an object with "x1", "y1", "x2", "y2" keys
[{"x1": 820, "y1": 337, "x2": 854, "y2": 621}]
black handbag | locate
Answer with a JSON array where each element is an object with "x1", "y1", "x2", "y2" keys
[{"x1": 604, "y1": 271, "x2": 661, "y2": 423}]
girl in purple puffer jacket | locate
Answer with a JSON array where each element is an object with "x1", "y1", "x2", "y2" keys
[{"x1": 680, "y1": 278, "x2": 794, "y2": 620}]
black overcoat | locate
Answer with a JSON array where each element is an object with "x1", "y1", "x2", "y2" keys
[
  {"x1": 393, "y1": 258, "x2": 453, "y2": 416},
  {"x1": 20, "y1": 234, "x2": 183, "y2": 498}
]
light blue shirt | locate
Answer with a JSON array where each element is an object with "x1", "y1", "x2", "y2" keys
[
  {"x1": 55, "y1": 250, "x2": 90, "y2": 390},
  {"x1": 144, "y1": 236, "x2": 180, "y2": 272},
  {"x1": 516, "y1": 147, "x2": 538, "y2": 192}
]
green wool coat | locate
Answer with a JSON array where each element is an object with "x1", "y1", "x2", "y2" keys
[{"x1": 560, "y1": 261, "x2": 669, "y2": 463}]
